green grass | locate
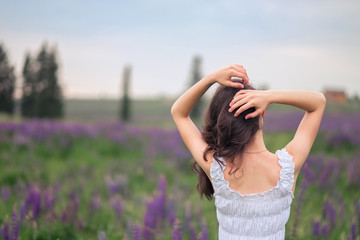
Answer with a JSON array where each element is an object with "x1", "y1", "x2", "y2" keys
[
  {"x1": 0, "y1": 130, "x2": 359, "y2": 239},
  {"x1": 0, "y1": 97, "x2": 359, "y2": 239}
]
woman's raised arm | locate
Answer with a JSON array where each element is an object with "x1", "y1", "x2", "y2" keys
[{"x1": 229, "y1": 90, "x2": 326, "y2": 176}]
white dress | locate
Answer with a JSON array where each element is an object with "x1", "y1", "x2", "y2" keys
[{"x1": 210, "y1": 148, "x2": 295, "y2": 240}]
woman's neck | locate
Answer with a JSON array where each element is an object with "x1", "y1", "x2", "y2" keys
[{"x1": 244, "y1": 130, "x2": 267, "y2": 153}]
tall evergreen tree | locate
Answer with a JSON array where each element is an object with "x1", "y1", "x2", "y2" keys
[
  {"x1": 120, "y1": 65, "x2": 132, "y2": 122},
  {"x1": 36, "y1": 44, "x2": 63, "y2": 118},
  {"x1": 21, "y1": 53, "x2": 37, "y2": 118},
  {"x1": 189, "y1": 55, "x2": 203, "y2": 119},
  {"x1": 0, "y1": 44, "x2": 16, "y2": 115},
  {"x1": 21, "y1": 43, "x2": 63, "y2": 119}
]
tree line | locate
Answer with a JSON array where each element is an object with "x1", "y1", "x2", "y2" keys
[
  {"x1": 0, "y1": 42, "x2": 63, "y2": 119},
  {"x1": 0, "y1": 42, "x2": 204, "y2": 122}
]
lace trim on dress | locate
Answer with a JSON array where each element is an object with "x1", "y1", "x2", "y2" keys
[
  {"x1": 210, "y1": 148, "x2": 295, "y2": 199},
  {"x1": 276, "y1": 148, "x2": 295, "y2": 196}
]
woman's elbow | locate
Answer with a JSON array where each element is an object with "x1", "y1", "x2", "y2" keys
[
  {"x1": 170, "y1": 103, "x2": 177, "y2": 118},
  {"x1": 171, "y1": 102, "x2": 181, "y2": 120},
  {"x1": 319, "y1": 92, "x2": 327, "y2": 109}
]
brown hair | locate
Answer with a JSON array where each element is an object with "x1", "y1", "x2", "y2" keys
[{"x1": 193, "y1": 83, "x2": 260, "y2": 199}]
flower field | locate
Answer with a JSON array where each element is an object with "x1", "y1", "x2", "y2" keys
[{"x1": 0, "y1": 109, "x2": 360, "y2": 239}]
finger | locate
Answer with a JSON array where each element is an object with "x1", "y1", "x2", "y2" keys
[
  {"x1": 238, "y1": 72, "x2": 249, "y2": 84},
  {"x1": 234, "y1": 89, "x2": 250, "y2": 98},
  {"x1": 229, "y1": 70, "x2": 247, "y2": 80},
  {"x1": 232, "y1": 65, "x2": 249, "y2": 85},
  {"x1": 242, "y1": 70, "x2": 249, "y2": 85},
  {"x1": 234, "y1": 102, "x2": 253, "y2": 117},
  {"x1": 238, "y1": 67, "x2": 249, "y2": 85},
  {"x1": 231, "y1": 64, "x2": 246, "y2": 73},
  {"x1": 229, "y1": 97, "x2": 248, "y2": 112},
  {"x1": 230, "y1": 64, "x2": 244, "y2": 70},
  {"x1": 229, "y1": 98, "x2": 244, "y2": 112},
  {"x1": 245, "y1": 109, "x2": 262, "y2": 119},
  {"x1": 229, "y1": 94, "x2": 247, "y2": 107},
  {"x1": 227, "y1": 81, "x2": 244, "y2": 89},
  {"x1": 229, "y1": 69, "x2": 249, "y2": 84}
]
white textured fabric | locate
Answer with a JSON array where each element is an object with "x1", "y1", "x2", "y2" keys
[{"x1": 210, "y1": 148, "x2": 295, "y2": 240}]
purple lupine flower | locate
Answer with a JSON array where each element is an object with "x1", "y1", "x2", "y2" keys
[
  {"x1": 350, "y1": 221, "x2": 356, "y2": 240},
  {"x1": 44, "y1": 188, "x2": 56, "y2": 211},
  {"x1": 103, "y1": 122, "x2": 127, "y2": 143},
  {"x1": 320, "y1": 160, "x2": 341, "y2": 188},
  {"x1": 318, "y1": 163, "x2": 332, "y2": 187},
  {"x1": 61, "y1": 209, "x2": 67, "y2": 223},
  {"x1": 91, "y1": 191, "x2": 102, "y2": 211},
  {"x1": 146, "y1": 146, "x2": 158, "y2": 159},
  {"x1": 347, "y1": 156, "x2": 360, "y2": 186},
  {"x1": 172, "y1": 219, "x2": 182, "y2": 240},
  {"x1": 184, "y1": 206, "x2": 197, "y2": 240},
  {"x1": 189, "y1": 227, "x2": 197, "y2": 240},
  {"x1": 1, "y1": 218, "x2": 9, "y2": 240},
  {"x1": 323, "y1": 201, "x2": 336, "y2": 227},
  {"x1": 104, "y1": 174, "x2": 128, "y2": 196},
  {"x1": 10, "y1": 208, "x2": 19, "y2": 240},
  {"x1": 184, "y1": 206, "x2": 192, "y2": 232},
  {"x1": 303, "y1": 162, "x2": 315, "y2": 183},
  {"x1": 167, "y1": 199, "x2": 176, "y2": 226},
  {"x1": 14, "y1": 132, "x2": 29, "y2": 146},
  {"x1": 313, "y1": 220, "x2": 320, "y2": 237},
  {"x1": 199, "y1": 220, "x2": 208, "y2": 240},
  {"x1": 62, "y1": 192, "x2": 79, "y2": 224},
  {"x1": 320, "y1": 113, "x2": 360, "y2": 134},
  {"x1": 25, "y1": 186, "x2": 41, "y2": 220},
  {"x1": 321, "y1": 223, "x2": 330, "y2": 236},
  {"x1": 98, "y1": 231, "x2": 106, "y2": 240},
  {"x1": 290, "y1": 161, "x2": 314, "y2": 239},
  {"x1": 338, "y1": 200, "x2": 347, "y2": 223},
  {"x1": 77, "y1": 219, "x2": 84, "y2": 231},
  {"x1": 125, "y1": 218, "x2": 132, "y2": 239},
  {"x1": 155, "y1": 195, "x2": 165, "y2": 223},
  {"x1": 69, "y1": 192, "x2": 79, "y2": 209},
  {"x1": 356, "y1": 201, "x2": 360, "y2": 235},
  {"x1": 263, "y1": 111, "x2": 303, "y2": 132},
  {"x1": 143, "y1": 199, "x2": 157, "y2": 240},
  {"x1": 158, "y1": 176, "x2": 167, "y2": 196},
  {"x1": 142, "y1": 185, "x2": 169, "y2": 240},
  {"x1": 142, "y1": 177, "x2": 168, "y2": 239},
  {"x1": 20, "y1": 202, "x2": 26, "y2": 222},
  {"x1": 133, "y1": 222, "x2": 142, "y2": 240},
  {"x1": 157, "y1": 176, "x2": 167, "y2": 219},
  {"x1": 110, "y1": 196, "x2": 123, "y2": 220},
  {"x1": 2, "y1": 187, "x2": 10, "y2": 202}
]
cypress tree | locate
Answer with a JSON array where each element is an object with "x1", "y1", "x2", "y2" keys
[
  {"x1": 189, "y1": 55, "x2": 203, "y2": 119},
  {"x1": 35, "y1": 44, "x2": 63, "y2": 118},
  {"x1": 21, "y1": 43, "x2": 63, "y2": 119},
  {"x1": 0, "y1": 43, "x2": 16, "y2": 115},
  {"x1": 120, "y1": 65, "x2": 131, "y2": 122},
  {"x1": 21, "y1": 53, "x2": 37, "y2": 118}
]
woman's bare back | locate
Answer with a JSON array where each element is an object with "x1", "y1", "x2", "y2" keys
[{"x1": 222, "y1": 151, "x2": 283, "y2": 195}]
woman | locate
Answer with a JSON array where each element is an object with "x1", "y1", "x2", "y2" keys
[{"x1": 171, "y1": 64, "x2": 326, "y2": 239}]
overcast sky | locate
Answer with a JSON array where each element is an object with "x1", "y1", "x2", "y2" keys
[{"x1": 1, "y1": 0, "x2": 359, "y2": 98}]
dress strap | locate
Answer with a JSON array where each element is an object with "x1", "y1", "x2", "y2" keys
[
  {"x1": 210, "y1": 158, "x2": 226, "y2": 191},
  {"x1": 275, "y1": 148, "x2": 295, "y2": 195}
]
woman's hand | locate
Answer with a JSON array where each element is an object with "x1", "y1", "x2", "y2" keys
[
  {"x1": 228, "y1": 90, "x2": 270, "y2": 119},
  {"x1": 205, "y1": 64, "x2": 249, "y2": 88}
]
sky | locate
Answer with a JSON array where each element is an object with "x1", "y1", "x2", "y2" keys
[{"x1": 0, "y1": 0, "x2": 359, "y2": 99}]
